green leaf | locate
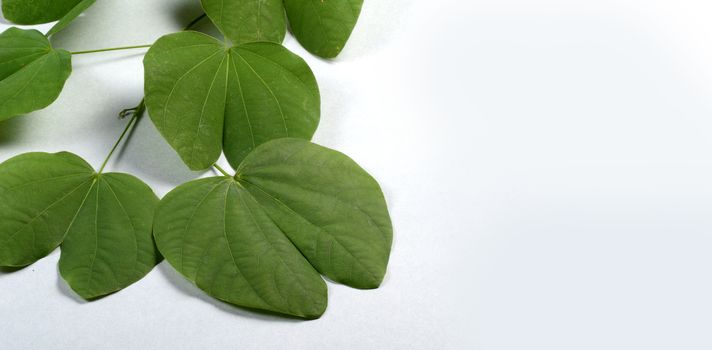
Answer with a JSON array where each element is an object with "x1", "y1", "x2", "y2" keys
[
  {"x1": 0, "y1": 152, "x2": 161, "y2": 300},
  {"x1": 0, "y1": 152, "x2": 94, "y2": 267},
  {"x1": 0, "y1": 27, "x2": 72, "y2": 122},
  {"x1": 46, "y1": 0, "x2": 97, "y2": 37},
  {"x1": 59, "y1": 173, "x2": 161, "y2": 299},
  {"x1": 143, "y1": 31, "x2": 320, "y2": 171},
  {"x1": 2, "y1": 0, "x2": 84, "y2": 25},
  {"x1": 284, "y1": 0, "x2": 363, "y2": 58},
  {"x1": 201, "y1": 0, "x2": 286, "y2": 45},
  {"x1": 153, "y1": 139, "x2": 392, "y2": 318},
  {"x1": 237, "y1": 138, "x2": 393, "y2": 289},
  {"x1": 154, "y1": 177, "x2": 328, "y2": 319}
]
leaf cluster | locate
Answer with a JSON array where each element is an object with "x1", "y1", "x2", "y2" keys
[{"x1": 0, "y1": 0, "x2": 391, "y2": 319}]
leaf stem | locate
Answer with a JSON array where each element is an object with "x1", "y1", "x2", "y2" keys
[
  {"x1": 213, "y1": 164, "x2": 232, "y2": 177},
  {"x1": 103, "y1": 12, "x2": 207, "y2": 174},
  {"x1": 69, "y1": 12, "x2": 205, "y2": 56},
  {"x1": 70, "y1": 44, "x2": 153, "y2": 55},
  {"x1": 99, "y1": 102, "x2": 143, "y2": 174}
]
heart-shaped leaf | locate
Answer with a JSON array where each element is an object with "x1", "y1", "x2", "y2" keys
[
  {"x1": 46, "y1": 0, "x2": 97, "y2": 37},
  {"x1": 144, "y1": 31, "x2": 320, "y2": 171},
  {"x1": 284, "y1": 0, "x2": 364, "y2": 58},
  {"x1": 0, "y1": 152, "x2": 160, "y2": 300},
  {"x1": 201, "y1": 0, "x2": 286, "y2": 45},
  {"x1": 2, "y1": 0, "x2": 85, "y2": 25},
  {"x1": 0, "y1": 27, "x2": 72, "y2": 121},
  {"x1": 154, "y1": 138, "x2": 392, "y2": 318},
  {"x1": 154, "y1": 176, "x2": 328, "y2": 319}
]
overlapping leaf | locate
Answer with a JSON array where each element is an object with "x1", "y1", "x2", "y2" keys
[
  {"x1": 154, "y1": 139, "x2": 392, "y2": 318},
  {"x1": 143, "y1": 31, "x2": 320, "y2": 171},
  {"x1": 284, "y1": 0, "x2": 364, "y2": 58},
  {"x1": 0, "y1": 152, "x2": 160, "y2": 299},
  {"x1": 0, "y1": 28, "x2": 72, "y2": 121},
  {"x1": 2, "y1": 0, "x2": 90, "y2": 25},
  {"x1": 154, "y1": 176, "x2": 328, "y2": 319},
  {"x1": 201, "y1": 0, "x2": 286, "y2": 45}
]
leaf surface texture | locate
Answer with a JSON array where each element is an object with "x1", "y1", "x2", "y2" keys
[
  {"x1": 2, "y1": 0, "x2": 84, "y2": 24},
  {"x1": 201, "y1": 0, "x2": 286, "y2": 45},
  {"x1": 284, "y1": 0, "x2": 363, "y2": 58}
]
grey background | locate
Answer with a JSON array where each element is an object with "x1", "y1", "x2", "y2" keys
[{"x1": 2, "y1": 0, "x2": 712, "y2": 349}]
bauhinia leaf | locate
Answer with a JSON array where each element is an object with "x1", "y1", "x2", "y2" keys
[
  {"x1": 154, "y1": 177, "x2": 328, "y2": 319},
  {"x1": 237, "y1": 138, "x2": 393, "y2": 289},
  {"x1": 2, "y1": 0, "x2": 84, "y2": 25},
  {"x1": 284, "y1": 0, "x2": 364, "y2": 58},
  {"x1": 0, "y1": 152, "x2": 161, "y2": 300},
  {"x1": 153, "y1": 138, "x2": 392, "y2": 318},
  {"x1": 0, "y1": 152, "x2": 94, "y2": 267},
  {"x1": 0, "y1": 27, "x2": 72, "y2": 121},
  {"x1": 201, "y1": 0, "x2": 286, "y2": 45},
  {"x1": 143, "y1": 31, "x2": 320, "y2": 171},
  {"x1": 59, "y1": 173, "x2": 161, "y2": 299},
  {"x1": 46, "y1": 0, "x2": 97, "y2": 37}
]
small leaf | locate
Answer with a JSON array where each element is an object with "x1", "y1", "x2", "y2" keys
[
  {"x1": 0, "y1": 27, "x2": 72, "y2": 121},
  {"x1": 201, "y1": 0, "x2": 286, "y2": 45},
  {"x1": 2, "y1": 0, "x2": 85, "y2": 25},
  {"x1": 46, "y1": 0, "x2": 97, "y2": 37},
  {"x1": 0, "y1": 152, "x2": 161, "y2": 300},
  {"x1": 284, "y1": 0, "x2": 363, "y2": 58},
  {"x1": 154, "y1": 139, "x2": 392, "y2": 318},
  {"x1": 143, "y1": 31, "x2": 320, "y2": 171}
]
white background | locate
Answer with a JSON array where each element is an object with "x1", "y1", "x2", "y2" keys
[{"x1": 2, "y1": 0, "x2": 712, "y2": 349}]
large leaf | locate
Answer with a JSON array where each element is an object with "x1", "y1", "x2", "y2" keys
[
  {"x1": 144, "y1": 31, "x2": 320, "y2": 171},
  {"x1": 283, "y1": 0, "x2": 364, "y2": 58},
  {"x1": 46, "y1": 0, "x2": 97, "y2": 37},
  {"x1": 201, "y1": 0, "x2": 286, "y2": 45},
  {"x1": 153, "y1": 138, "x2": 392, "y2": 318},
  {"x1": 237, "y1": 138, "x2": 393, "y2": 288},
  {"x1": 0, "y1": 27, "x2": 72, "y2": 121},
  {"x1": 0, "y1": 152, "x2": 160, "y2": 300},
  {"x1": 2, "y1": 0, "x2": 84, "y2": 25}
]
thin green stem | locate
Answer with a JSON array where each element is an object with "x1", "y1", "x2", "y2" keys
[
  {"x1": 99, "y1": 113, "x2": 139, "y2": 174},
  {"x1": 213, "y1": 164, "x2": 232, "y2": 177},
  {"x1": 70, "y1": 13, "x2": 205, "y2": 56},
  {"x1": 184, "y1": 13, "x2": 207, "y2": 31},
  {"x1": 70, "y1": 44, "x2": 153, "y2": 55},
  {"x1": 103, "y1": 12, "x2": 207, "y2": 174}
]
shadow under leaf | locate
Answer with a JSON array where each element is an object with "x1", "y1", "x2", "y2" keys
[
  {"x1": 0, "y1": 116, "x2": 29, "y2": 145},
  {"x1": 0, "y1": 266, "x2": 25, "y2": 274}
]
